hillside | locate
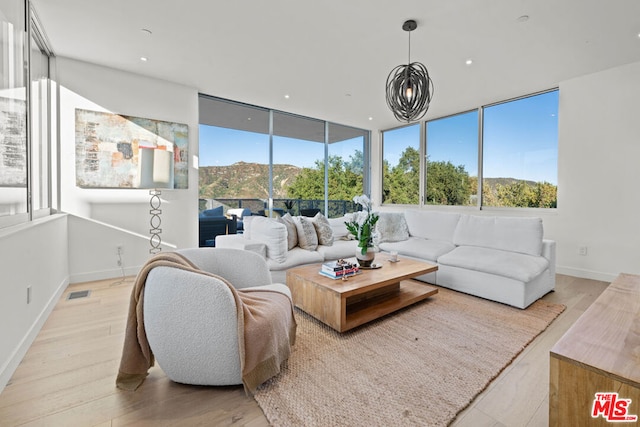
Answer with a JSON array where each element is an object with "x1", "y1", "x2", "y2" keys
[
  {"x1": 199, "y1": 162, "x2": 301, "y2": 199},
  {"x1": 199, "y1": 162, "x2": 550, "y2": 200},
  {"x1": 483, "y1": 177, "x2": 538, "y2": 188}
]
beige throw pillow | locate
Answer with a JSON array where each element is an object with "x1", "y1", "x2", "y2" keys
[
  {"x1": 293, "y1": 216, "x2": 318, "y2": 250},
  {"x1": 311, "y1": 212, "x2": 334, "y2": 246},
  {"x1": 278, "y1": 213, "x2": 298, "y2": 250}
]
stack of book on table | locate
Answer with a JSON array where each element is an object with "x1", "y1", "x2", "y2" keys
[{"x1": 320, "y1": 259, "x2": 359, "y2": 279}]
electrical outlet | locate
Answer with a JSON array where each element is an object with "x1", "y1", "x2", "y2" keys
[
  {"x1": 578, "y1": 246, "x2": 588, "y2": 256},
  {"x1": 27, "y1": 285, "x2": 32, "y2": 304}
]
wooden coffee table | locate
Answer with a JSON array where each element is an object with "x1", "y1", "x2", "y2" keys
[{"x1": 286, "y1": 254, "x2": 438, "y2": 332}]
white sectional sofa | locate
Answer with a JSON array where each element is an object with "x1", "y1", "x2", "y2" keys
[
  {"x1": 216, "y1": 210, "x2": 556, "y2": 309},
  {"x1": 377, "y1": 210, "x2": 555, "y2": 309}
]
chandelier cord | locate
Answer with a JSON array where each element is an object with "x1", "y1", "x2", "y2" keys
[{"x1": 408, "y1": 30, "x2": 411, "y2": 64}]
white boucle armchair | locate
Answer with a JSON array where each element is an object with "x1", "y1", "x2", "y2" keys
[{"x1": 142, "y1": 247, "x2": 292, "y2": 386}]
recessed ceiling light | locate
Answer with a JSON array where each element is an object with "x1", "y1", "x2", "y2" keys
[
  {"x1": 368, "y1": 117, "x2": 373, "y2": 121},
  {"x1": 465, "y1": 59, "x2": 473, "y2": 66},
  {"x1": 284, "y1": 94, "x2": 290, "y2": 99},
  {"x1": 517, "y1": 15, "x2": 529, "y2": 23},
  {"x1": 140, "y1": 57, "x2": 148, "y2": 62}
]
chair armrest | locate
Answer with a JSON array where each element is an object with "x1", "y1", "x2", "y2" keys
[
  {"x1": 215, "y1": 235, "x2": 267, "y2": 259},
  {"x1": 240, "y1": 283, "x2": 292, "y2": 299}
]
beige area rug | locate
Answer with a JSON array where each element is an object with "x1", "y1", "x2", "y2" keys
[{"x1": 253, "y1": 287, "x2": 565, "y2": 427}]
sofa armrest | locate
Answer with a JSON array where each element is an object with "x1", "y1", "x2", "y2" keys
[
  {"x1": 215, "y1": 234, "x2": 267, "y2": 259},
  {"x1": 542, "y1": 239, "x2": 556, "y2": 278}
]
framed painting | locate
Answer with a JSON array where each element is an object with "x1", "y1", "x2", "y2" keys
[{"x1": 75, "y1": 108, "x2": 189, "y2": 189}]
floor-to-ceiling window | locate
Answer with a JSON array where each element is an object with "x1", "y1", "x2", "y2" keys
[
  {"x1": 198, "y1": 94, "x2": 370, "y2": 222},
  {"x1": 327, "y1": 123, "x2": 368, "y2": 216},
  {"x1": 198, "y1": 98, "x2": 270, "y2": 215},
  {"x1": 272, "y1": 111, "x2": 325, "y2": 215}
]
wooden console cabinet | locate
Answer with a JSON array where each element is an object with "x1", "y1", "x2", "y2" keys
[{"x1": 550, "y1": 273, "x2": 640, "y2": 426}]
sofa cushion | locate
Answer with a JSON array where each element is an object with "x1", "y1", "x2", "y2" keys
[
  {"x1": 311, "y1": 212, "x2": 334, "y2": 246},
  {"x1": 404, "y1": 210, "x2": 461, "y2": 242},
  {"x1": 317, "y1": 239, "x2": 359, "y2": 260},
  {"x1": 379, "y1": 237, "x2": 455, "y2": 263},
  {"x1": 453, "y1": 215, "x2": 543, "y2": 256},
  {"x1": 248, "y1": 216, "x2": 288, "y2": 263},
  {"x1": 278, "y1": 213, "x2": 298, "y2": 250},
  {"x1": 375, "y1": 212, "x2": 409, "y2": 243},
  {"x1": 438, "y1": 246, "x2": 549, "y2": 283},
  {"x1": 227, "y1": 208, "x2": 251, "y2": 219},
  {"x1": 267, "y1": 247, "x2": 324, "y2": 271},
  {"x1": 293, "y1": 216, "x2": 319, "y2": 250},
  {"x1": 327, "y1": 214, "x2": 353, "y2": 240}
]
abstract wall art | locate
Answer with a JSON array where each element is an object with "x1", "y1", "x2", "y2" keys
[{"x1": 75, "y1": 108, "x2": 189, "y2": 189}]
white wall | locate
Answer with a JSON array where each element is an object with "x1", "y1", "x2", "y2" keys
[
  {"x1": 66, "y1": 214, "x2": 163, "y2": 283},
  {"x1": 546, "y1": 61, "x2": 640, "y2": 281},
  {"x1": 0, "y1": 215, "x2": 69, "y2": 390},
  {"x1": 372, "y1": 61, "x2": 640, "y2": 282},
  {"x1": 56, "y1": 57, "x2": 200, "y2": 255}
]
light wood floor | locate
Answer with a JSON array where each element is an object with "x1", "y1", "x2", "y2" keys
[{"x1": 0, "y1": 274, "x2": 608, "y2": 426}]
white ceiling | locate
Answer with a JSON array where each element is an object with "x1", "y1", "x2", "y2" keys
[{"x1": 32, "y1": 0, "x2": 640, "y2": 131}]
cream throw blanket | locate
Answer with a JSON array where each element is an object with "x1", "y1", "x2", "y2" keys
[{"x1": 115, "y1": 252, "x2": 296, "y2": 394}]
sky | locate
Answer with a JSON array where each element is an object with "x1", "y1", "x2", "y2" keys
[{"x1": 200, "y1": 90, "x2": 558, "y2": 184}]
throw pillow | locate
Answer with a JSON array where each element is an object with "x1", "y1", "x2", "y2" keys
[
  {"x1": 278, "y1": 213, "x2": 299, "y2": 250},
  {"x1": 249, "y1": 216, "x2": 288, "y2": 263},
  {"x1": 311, "y1": 212, "x2": 334, "y2": 246},
  {"x1": 293, "y1": 216, "x2": 319, "y2": 250},
  {"x1": 375, "y1": 212, "x2": 410, "y2": 243},
  {"x1": 242, "y1": 216, "x2": 255, "y2": 239}
]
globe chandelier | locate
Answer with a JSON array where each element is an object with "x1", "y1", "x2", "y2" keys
[{"x1": 385, "y1": 20, "x2": 434, "y2": 123}]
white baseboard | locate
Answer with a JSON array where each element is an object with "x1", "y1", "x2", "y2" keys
[
  {"x1": 69, "y1": 265, "x2": 141, "y2": 284},
  {"x1": 556, "y1": 266, "x2": 617, "y2": 283},
  {"x1": 0, "y1": 277, "x2": 69, "y2": 393}
]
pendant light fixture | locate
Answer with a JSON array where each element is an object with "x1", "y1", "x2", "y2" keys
[{"x1": 385, "y1": 20, "x2": 434, "y2": 122}]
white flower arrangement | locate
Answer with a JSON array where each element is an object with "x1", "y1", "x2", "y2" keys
[{"x1": 345, "y1": 195, "x2": 380, "y2": 255}]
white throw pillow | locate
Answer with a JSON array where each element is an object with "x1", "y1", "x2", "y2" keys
[
  {"x1": 293, "y1": 216, "x2": 319, "y2": 250},
  {"x1": 311, "y1": 212, "x2": 334, "y2": 246},
  {"x1": 375, "y1": 212, "x2": 409, "y2": 243},
  {"x1": 328, "y1": 213, "x2": 353, "y2": 240},
  {"x1": 249, "y1": 216, "x2": 288, "y2": 263},
  {"x1": 242, "y1": 216, "x2": 255, "y2": 239},
  {"x1": 278, "y1": 213, "x2": 298, "y2": 250}
]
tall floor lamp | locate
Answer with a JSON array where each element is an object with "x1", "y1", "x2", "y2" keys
[{"x1": 138, "y1": 147, "x2": 174, "y2": 254}]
